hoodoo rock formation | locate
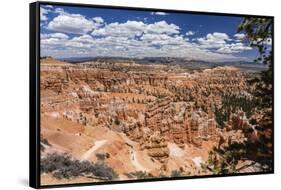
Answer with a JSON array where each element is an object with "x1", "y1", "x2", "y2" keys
[{"x1": 40, "y1": 57, "x2": 264, "y2": 183}]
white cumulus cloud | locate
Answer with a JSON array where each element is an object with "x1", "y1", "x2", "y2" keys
[
  {"x1": 150, "y1": 12, "x2": 169, "y2": 16},
  {"x1": 234, "y1": 33, "x2": 246, "y2": 40},
  {"x1": 197, "y1": 32, "x2": 229, "y2": 49},
  {"x1": 93, "y1": 17, "x2": 104, "y2": 23},
  {"x1": 146, "y1": 21, "x2": 179, "y2": 34},
  {"x1": 41, "y1": 33, "x2": 69, "y2": 39},
  {"x1": 47, "y1": 9, "x2": 99, "y2": 34},
  {"x1": 40, "y1": 7, "x2": 49, "y2": 21},
  {"x1": 196, "y1": 32, "x2": 252, "y2": 54},
  {"x1": 91, "y1": 21, "x2": 146, "y2": 38},
  {"x1": 41, "y1": 11, "x2": 253, "y2": 62},
  {"x1": 185, "y1": 31, "x2": 194, "y2": 36},
  {"x1": 91, "y1": 20, "x2": 179, "y2": 38},
  {"x1": 217, "y1": 42, "x2": 252, "y2": 54}
]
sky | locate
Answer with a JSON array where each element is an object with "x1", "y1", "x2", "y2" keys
[{"x1": 40, "y1": 4, "x2": 263, "y2": 62}]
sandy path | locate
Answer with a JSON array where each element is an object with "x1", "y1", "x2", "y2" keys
[
  {"x1": 120, "y1": 134, "x2": 148, "y2": 172},
  {"x1": 168, "y1": 143, "x2": 185, "y2": 157},
  {"x1": 81, "y1": 140, "x2": 107, "y2": 160},
  {"x1": 192, "y1": 156, "x2": 203, "y2": 167},
  {"x1": 128, "y1": 146, "x2": 147, "y2": 171},
  {"x1": 41, "y1": 142, "x2": 49, "y2": 150}
]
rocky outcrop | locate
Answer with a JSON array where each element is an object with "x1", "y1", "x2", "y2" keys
[
  {"x1": 217, "y1": 129, "x2": 246, "y2": 149},
  {"x1": 184, "y1": 110, "x2": 218, "y2": 147},
  {"x1": 40, "y1": 59, "x2": 251, "y2": 164},
  {"x1": 144, "y1": 97, "x2": 218, "y2": 149},
  {"x1": 223, "y1": 111, "x2": 260, "y2": 145},
  {"x1": 224, "y1": 111, "x2": 252, "y2": 131},
  {"x1": 145, "y1": 97, "x2": 173, "y2": 132},
  {"x1": 141, "y1": 131, "x2": 169, "y2": 171}
]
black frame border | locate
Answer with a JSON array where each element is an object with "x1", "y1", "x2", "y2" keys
[
  {"x1": 30, "y1": 2, "x2": 41, "y2": 188},
  {"x1": 29, "y1": 1, "x2": 274, "y2": 189}
]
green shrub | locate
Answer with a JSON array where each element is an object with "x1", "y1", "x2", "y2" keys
[
  {"x1": 214, "y1": 93, "x2": 256, "y2": 127},
  {"x1": 114, "y1": 118, "x2": 121, "y2": 125},
  {"x1": 41, "y1": 138, "x2": 50, "y2": 146},
  {"x1": 124, "y1": 171, "x2": 153, "y2": 179},
  {"x1": 201, "y1": 143, "x2": 246, "y2": 175},
  {"x1": 40, "y1": 137, "x2": 51, "y2": 151},
  {"x1": 170, "y1": 170, "x2": 182, "y2": 177},
  {"x1": 41, "y1": 153, "x2": 118, "y2": 180}
]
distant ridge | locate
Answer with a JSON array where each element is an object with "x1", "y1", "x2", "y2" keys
[
  {"x1": 41, "y1": 56, "x2": 72, "y2": 65},
  {"x1": 59, "y1": 56, "x2": 256, "y2": 65}
]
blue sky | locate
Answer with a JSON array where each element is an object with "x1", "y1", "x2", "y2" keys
[{"x1": 40, "y1": 4, "x2": 261, "y2": 62}]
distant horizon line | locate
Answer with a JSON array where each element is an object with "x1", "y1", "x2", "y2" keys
[{"x1": 41, "y1": 55, "x2": 257, "y2": 63}]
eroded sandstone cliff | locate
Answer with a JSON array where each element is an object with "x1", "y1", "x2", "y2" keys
[{"x1": 40, "y1": 58, "x2": 258, "y2": 182}]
